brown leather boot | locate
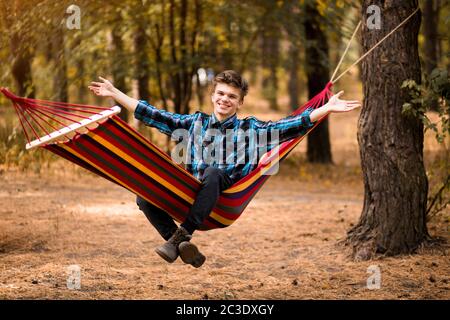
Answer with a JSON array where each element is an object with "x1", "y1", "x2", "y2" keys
[
  {"x1": 178, "y1": 241, "x2": 206, "y2": 268},
  {"x1": 155, "y1": 226, "x2": 192, "y2": 263}
]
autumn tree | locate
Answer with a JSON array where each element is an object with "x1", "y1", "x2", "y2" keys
[{"x1": 346, "y1": 0, "x2": 429, "y2": 260}]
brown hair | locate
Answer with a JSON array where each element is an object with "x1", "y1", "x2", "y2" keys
[{"x1": 212, "y1": 70, "x2": 249, "y2": 101}]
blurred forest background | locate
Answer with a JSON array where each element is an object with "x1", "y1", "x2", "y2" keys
[
  {"x1": 0, "y1": 1, "x2": 448, "y2": 223},
  {"x1": 0, "y1": 1, "x2": 449, "y2": 298},
  {"x1": 0, "y1": 0, "x2": 448, "y2": 156}
]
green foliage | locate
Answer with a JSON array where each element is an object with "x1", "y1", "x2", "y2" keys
[
  {"x1": 401, "y1": 68, "x2": 450, "y2": 220},
  {"x1": 401, "y1": 68, "x2": 450, "y2": 143}
]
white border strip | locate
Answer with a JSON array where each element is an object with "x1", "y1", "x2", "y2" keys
[{"x1": 26, "y1": 106, "x2": 122, "y2": 150}]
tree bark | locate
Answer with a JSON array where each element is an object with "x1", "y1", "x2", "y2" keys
[
  {"x1": 261, "y1": 26, "x2": 279, "y2": 111},
  {"x1": 304, "y1": 3, "x2": 332, "y2": 163},
  {"x1": 422, "y1": 0, "x2": 440, "y2": 111},
  {"x1": 109, "y1": 23, "x2": 128, "y2": 122},
  {"x1": 52, "y1": 24, "x2": 68, "y2": 102},
  {"x1": 423, "y1": 0, "x2": 439, "y2": 75},
  {"x1": 288, "y1": 42, "x2": 299, "y2": 110},
  {"x1": 3, "y1": 0, "x2": 35, "y2": 98},
  {"x1": 134, "y1": 24, "x2": 150, "y2": 102},
  {"x1": 346, "y1": 1, "x2": 429, "y2": 260},
  {"x1": 169, "y1": 0, "x2": 182, "y2": 114},
  {"x1": 10, "y1": 34, "x2": 35, "y2": 98}
]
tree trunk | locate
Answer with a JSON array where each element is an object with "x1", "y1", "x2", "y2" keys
[
  {"x1": 304, "y1": 3, "x2": 332, "y2": 163},
  {"x1": 261, "y1": 28, "x2": 279, "y2": 111},
  {"x1": 134, "y1": 25, "x2": 150, "y2": 102},
  {"x1": 346, "y1": 1, "x2": 428, "y2": 260},
  {"x1": 288, "y1": 41, "x2": 299, "y2": 110},
  {"x1": 109, "y1": 23, "x2": 128, "y2": 122},
  {"x1": 5, "y1": 0, "x2": 35, "y2": 98},
  {"x1": 423, "y1": 0, "x2": 439, "y2": 75},
  {"x1": 52, "y1": 25, "x2": 68, "y2": 102},
  {"x1": 423, "y1": 0, "x2": 440, "y2": 111},
  {"x1": 169, "y1": 0, "x2": 181, "y2": 114},
  {"x1": 10, "y1": 34, "x2": 35, "y2": 98}
]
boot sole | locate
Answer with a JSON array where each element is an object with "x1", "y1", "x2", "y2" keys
[
  {"x1": 178, "y1": 241, "x2": 206, "y2": 268},
  {"x1": 155, "y1": 247, "x2": 177, "y2": 263}
]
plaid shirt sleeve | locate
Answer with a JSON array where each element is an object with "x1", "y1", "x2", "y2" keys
[
  {"x1": 250, "y1": 107, "x2": 315, "y2": 144},
  {"x1": 134, "y1": 100, "x2": 198, "y2": 136}
]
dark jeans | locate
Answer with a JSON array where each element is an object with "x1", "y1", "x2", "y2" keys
[{"x1": 136, "y1": 167, "x2": 233, "y2": 240}]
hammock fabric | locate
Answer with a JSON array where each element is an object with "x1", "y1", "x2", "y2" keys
[{"x1": 0, "y1": 84, "x2": 332, "y2": 230}]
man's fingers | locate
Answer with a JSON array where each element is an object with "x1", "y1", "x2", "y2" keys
[
  {"x1": 88, "y1": 86, "x2": 101, "y2": 95},
  {"x1": 99, "y1": 76, "x2": 110, "y2": 83},
  {"x1": 90, "y1": 82, "x2": 103, "y2": 86}
]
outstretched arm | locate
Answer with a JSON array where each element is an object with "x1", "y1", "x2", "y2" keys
[
  {"x1": 88, "y1": 77, "x2": 139, "y2": 113},
  {"x1": 89, "y1": 76, "x2": 197, "y2": 135},
  {"x1": 309, "y1": 91, "x2": 361, "y2": 122}
]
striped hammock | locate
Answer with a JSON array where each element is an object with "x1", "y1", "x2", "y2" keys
[{"x1": 0, "y1": 84, "x2": 332, "y2": 230}]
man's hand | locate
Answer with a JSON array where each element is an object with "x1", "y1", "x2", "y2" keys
[
  {"x1": 326, "y1": 90, "x2": 361, "y2": 113},
  {"x1": 88, "y1": 76, "x2": 139, "y2": 113},
  {"x1": 88, "y1": 76, "x2": 116, "y2": 97},
  {"x1": 309, "y1": 90, "x2": 361, "y2": 122}
]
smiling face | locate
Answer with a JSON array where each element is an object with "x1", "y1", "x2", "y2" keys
[{"x1": 211, "y1": 83, "x2": 243, "y2": 121}]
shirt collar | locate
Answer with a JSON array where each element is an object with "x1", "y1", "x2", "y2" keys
[{"x1": 210, "y1": 113, "x2": 238, "y2": 129}]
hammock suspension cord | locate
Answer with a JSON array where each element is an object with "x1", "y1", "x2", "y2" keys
[{"x1": 330, "y1": 7, "x2": 420, "y2": 84}]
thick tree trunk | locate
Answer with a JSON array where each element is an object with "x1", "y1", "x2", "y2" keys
[
  {"x1": 346, "y1": 1, "x2": 428, "y2": 260},
  {"x1": 304, "y1": 3, "x2": 332, "y2": 163}
]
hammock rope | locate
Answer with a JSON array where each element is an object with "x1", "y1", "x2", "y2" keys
[
  {"x1": 0, "y1": 7, "x2": 419, "y2": 230},
  {"x1": 330, "y1": 20, "x2": 362, "y2": 84},
  {"x1": 331, "y1": 7, "x2": 420, "y2": 84}
]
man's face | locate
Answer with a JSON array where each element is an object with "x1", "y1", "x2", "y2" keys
[{"x1": 211, "y1": 83, "x2": 243, "y2": 121}]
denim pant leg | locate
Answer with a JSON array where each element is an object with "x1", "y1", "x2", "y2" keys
[
  {"x1": 136, "y1": 196, "x2": 178, "y2": 241},
  {"x1": 181, "y1": 167, "x2": 233, "y2": 234}
]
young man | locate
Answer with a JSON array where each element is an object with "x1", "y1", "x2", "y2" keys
[{"x1": 89, "y1": 70, "x2": 360, "y2": 268}]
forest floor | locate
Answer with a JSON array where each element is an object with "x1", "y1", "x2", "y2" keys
[
  {"x1": 0, "y1": 84, "x2": 449, "y2": 299},
  {"x1": 0, "y1": 164, "x2": 448, "y2": 300}
]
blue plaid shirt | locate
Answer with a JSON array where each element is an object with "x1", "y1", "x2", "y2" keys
[{"x1": 134, "y1": 100, "x2": 315, "y2": 182}]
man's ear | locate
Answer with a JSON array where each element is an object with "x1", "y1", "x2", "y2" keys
[{"x1": 237, "y1": 99, "x2": 244, "y2": 110}]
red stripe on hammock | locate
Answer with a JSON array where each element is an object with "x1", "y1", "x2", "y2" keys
[
  {"x1": 67, "y1": 137, "x2": 189, "y2": 222},
  {"x1": 97, "y1": 120, "x2": 199, "y2": 199}
]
